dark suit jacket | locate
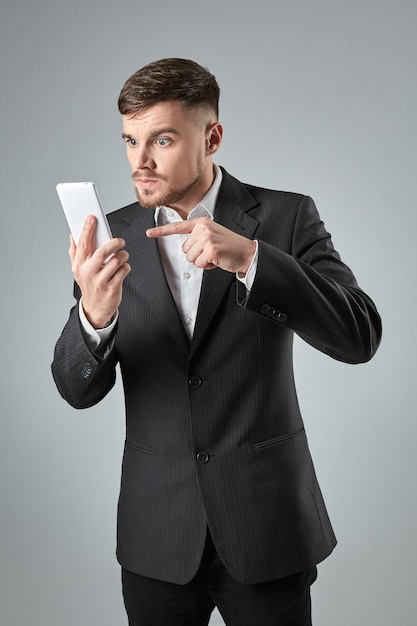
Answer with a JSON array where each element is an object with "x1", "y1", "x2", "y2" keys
[{"x1": 52, "y1": 168, "x2": 382, "y2": 584}]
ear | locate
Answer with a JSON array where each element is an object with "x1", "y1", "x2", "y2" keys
[{"x1": 206, "y1": 122, "x2": 223, "y2": 155}]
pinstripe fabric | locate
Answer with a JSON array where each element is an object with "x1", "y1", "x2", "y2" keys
[{"x1": 52, "y1": 168, "x2": 382, "y2": 584}]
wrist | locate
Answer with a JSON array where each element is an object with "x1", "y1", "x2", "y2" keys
[
  {"x1": 238, "y1": 240, "x2": 257, "y2": 277},
  {"x1": 83, "y1": 306, "x2": 117, "y2": 330}
]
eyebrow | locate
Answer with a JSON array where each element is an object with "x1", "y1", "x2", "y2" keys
[{"x1": 121, "y1": 128, "x2": 180, "y2": 141}]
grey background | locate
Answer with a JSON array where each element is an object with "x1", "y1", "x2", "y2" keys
[{"x1": 1, "y1": 0, "x2": 415, "y2": 624}]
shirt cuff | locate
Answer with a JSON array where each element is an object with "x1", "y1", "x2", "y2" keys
[
  {"x1": 78, "y1": 298, "x2": 118, "y2": 353},
  {"x1": 236, "y1": 240, "x2": 258, "y2": 291}
]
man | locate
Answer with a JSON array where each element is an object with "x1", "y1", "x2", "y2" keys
[{"x1": 52, "y1": 58, "x2": 382, "y2": 625}]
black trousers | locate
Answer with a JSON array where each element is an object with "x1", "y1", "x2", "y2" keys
[{"x1": 122, "y1": 532, "x2": 317, "y2": 626}]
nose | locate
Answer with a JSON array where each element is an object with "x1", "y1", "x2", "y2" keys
[{"x1": 132, "y1": 145, "x2": 155, "y2": 170}]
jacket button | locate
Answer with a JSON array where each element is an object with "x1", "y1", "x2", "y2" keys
[
  {"x1": 261, "y1": 304, "x2": 271, "y2": 315},
  {"x1": 189, "y1": 376, "x2": 202, "y2": 388},
  {"x1": 196, "y1": 452, "x2": 209, "y2": 464}
]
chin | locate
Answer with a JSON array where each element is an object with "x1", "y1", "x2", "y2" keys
[{"x1": 135, "y1": 188, "x2": 160, "y2": 209}]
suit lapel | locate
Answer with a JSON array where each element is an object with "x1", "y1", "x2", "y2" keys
[
  {"x1": 123, "y1": 209, "x2": 190, "y2": 354},
  {"x1": 120, "y1": 171, "x2": 260, "y2": 357},
  {"x1": 190, "y1": 171, "x2": 260, "y2": 357}
]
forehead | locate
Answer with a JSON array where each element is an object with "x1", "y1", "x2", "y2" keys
[{"x1": 122, "y1": 101, "x2": 201, "y2": 135}]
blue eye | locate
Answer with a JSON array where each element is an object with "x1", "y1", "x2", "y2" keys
[
  {"x1": 156, "y1": 137, "x2": 170, "y2": 146},
  {"x1": 123, "y1": 137, "x2": 138, "y2": 147}
]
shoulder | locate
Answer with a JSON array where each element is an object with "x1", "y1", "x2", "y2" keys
[
  {"x1": 219, "y1": 167, "x2": 307, "y2": 209},
  {"x1": 219, "y1": 167, "x2": 314, "y2": 226}
]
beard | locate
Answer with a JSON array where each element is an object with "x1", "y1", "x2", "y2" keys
[{"x1": 133, "y1": 163, "x2": 204, "y2": 210}]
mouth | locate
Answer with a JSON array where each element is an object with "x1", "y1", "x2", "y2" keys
[{"x1": 134, "y1": 177, "x2": 160, "y2": 189}]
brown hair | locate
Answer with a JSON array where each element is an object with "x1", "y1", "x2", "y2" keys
[{"x1": 118, "y1": 58, "x2": 220, "y2": 118}]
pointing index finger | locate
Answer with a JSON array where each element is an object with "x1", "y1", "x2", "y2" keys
[{"x1": 146, "y1": 220, "x2": 196, "y2": 238}]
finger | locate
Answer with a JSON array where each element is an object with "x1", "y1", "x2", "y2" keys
[
  {"x1": 96, "y1": 250, "x2": 130, "y2": 279},
  {"x1": 194, "y1": 250, "x2": 218, "y2": 269},
  {"x1": 99, "y1": 255, "x2": 131, "y2": 283},
  {"x1": 76, "y1": 215, "x2": 97, "y2": 259},
  {"x1": 111, "y1": 260, "x2": 131, "y2": 282},
  {"x1": 68, "y1": 234, "x2": 76, "y2": 263},
  {"x1": 91, "y1": 238, "x2": 127, "y2": 266},
  {"x1": 146, "y1": 220, "x2": 196, "y2": 238},
  {"x1": 182, "y1": 235, "x2": 203, "y2": 261}
]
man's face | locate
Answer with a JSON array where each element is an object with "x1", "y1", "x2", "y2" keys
[{"x1": 122, "y1": 101, "x2": 222, "y2": 216}]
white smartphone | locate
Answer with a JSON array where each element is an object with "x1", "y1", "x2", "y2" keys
[{"x1": 56, "y1": 182, "x2": 113, "y2": 249}]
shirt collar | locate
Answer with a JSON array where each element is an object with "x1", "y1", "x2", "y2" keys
[{"x1": 154, "y1": 164, "x2": 222, "y2": 225}]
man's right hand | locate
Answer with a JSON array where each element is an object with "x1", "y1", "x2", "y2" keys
[{"x1": 69, "y1": 215, "x2": 131, "y2": 329}]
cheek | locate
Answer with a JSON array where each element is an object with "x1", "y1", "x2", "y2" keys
[
  {"x1": 165, "y1": 153, "x2": 188, "y2": 176},
  {"x1": 182, "y1": 149, "x2": 203, "y2": 173}
]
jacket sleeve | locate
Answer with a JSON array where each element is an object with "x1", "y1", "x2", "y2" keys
[
  {"x1": 242, "y1": 195, "x2": 382, "y2": 363},
  {"x1": 51, "y1": 297, "x2": 119, "y2": 409}
]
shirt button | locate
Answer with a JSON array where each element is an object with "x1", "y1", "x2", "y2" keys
[
  {"x1": 183, "y1": 272, "x2": 191, "y2": 280},
  {"x1": 189, "y1": 376, "x2": 202, "y2": 388},
  {"x1": 196, "y1": 452, "x2": 209, "y2": 464},
  {"x1": 167, "y1": 210, "x2": 175, "y2": 218},
  {"x1": 184, "y1": 316, "x2": 193, "y2": 326}
]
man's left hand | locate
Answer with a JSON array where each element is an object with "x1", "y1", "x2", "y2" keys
[{"x1": 146, "y1": 217, "x2": 256, "y2": 276}]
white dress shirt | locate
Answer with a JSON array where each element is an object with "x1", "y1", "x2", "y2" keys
[{"x1": 79, "y1": 165, "x2": 258, "y2": 349}]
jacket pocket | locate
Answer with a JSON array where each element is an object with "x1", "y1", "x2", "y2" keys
[
  {"x1": 125, "y1": 440, "x2": 158, "y2": 456},
  {"x1": 253, "y1": 426, "x2": 305, "y2": 451}
]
